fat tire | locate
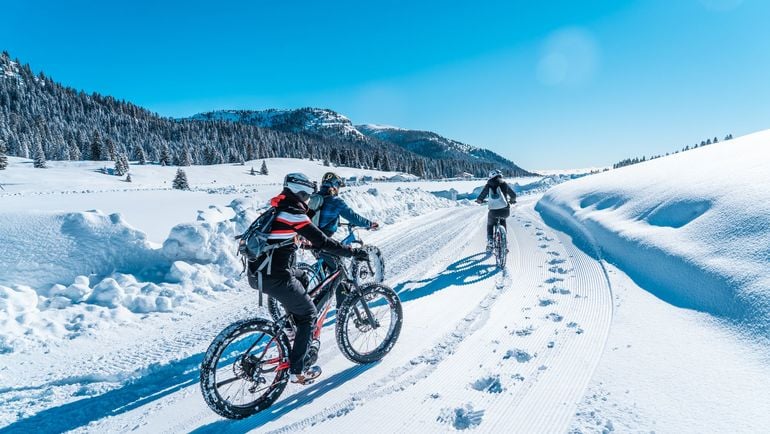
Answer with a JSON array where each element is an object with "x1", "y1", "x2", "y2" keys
[
  {"x1": 200, "y1": 318, "x2": 290, "y2": 419},
  {"x1": 335, "y1": 283, "x2": 402, "y2": 364}
]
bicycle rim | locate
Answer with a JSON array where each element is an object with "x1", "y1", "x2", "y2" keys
[
  {"x1": 337, "y1": 284, "x2": 402, "y2": 363},
  {"x1": 204, "y1": 322, "x2": 288, "y2": 414}
]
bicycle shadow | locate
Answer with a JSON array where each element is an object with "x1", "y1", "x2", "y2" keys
[
  {"x1": 393, "y1": 252, "x2": 500, "y2": 303},
  {"x1": 189, "y1": 362, "x2": 378, "y2": 433},
  {"x1": 322, "y1": 252, "x2": 498, "y2": 328},
  {"x1": 0, "y1": 352, "x2": 205, "y2": 434}
]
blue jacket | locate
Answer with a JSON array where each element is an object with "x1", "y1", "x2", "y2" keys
[{"x1": 316, "y1": 186, "x2": 373, "y2": 236}]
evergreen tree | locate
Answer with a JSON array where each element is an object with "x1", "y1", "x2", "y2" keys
[
  {"x1": 179, "y1": 146, "x2": 192, "y2": 166},
  {"x1": 159, "y1": 145, "x2": 171, "y2": 166},
  {"x1": 105, "y1": 137, "x2": 117, "y2": 161},
  {"x1": 68, "y1": 138, "x2": 81, "y2": 161},
  {"x1": 172, "y1": 168, "x2": 189, "y2": 190},
  {"x1": 323, "y1": 157, "x2": 330, "y2": 167},
  {"x1": 0, "y1": 139, "x2": 8, "y2": 170},
  {"x1": 135, "y1": 144, "x2": 147, "y2": 165},
  {"x1": 33, "y1": 140, "x2": 47, "y2": 168},
  {"x1": 114, "y1": 153, "x2": 129, "y2": 176},
  {"x1": 90, "y1": 130, "x2": 102, "y2": 161},
  {"x1": 126, "y1": 173, "x2": 132, "y2": 183},
  {"x1": 260, "y1": 160, "x2": 268, "y2": 175},
  {"x1": 713, "y1": 136, "x2": 718, "y2": 143},
  {"x1": 250, "y1": 166, "x2": 256, "y2": 175}
]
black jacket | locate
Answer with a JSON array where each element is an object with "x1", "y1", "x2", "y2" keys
[
  {"x1": 477, "y1": 177, "x2": 517, "y2": 207},
  {"x1": 264, "y1": 188, "x2": 352, "y2": 276}
]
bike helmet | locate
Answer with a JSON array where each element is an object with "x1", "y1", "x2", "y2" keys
[
  {"x1": 284, "y1": 172, "x2": 317, "y2": 200},
  {"x1": 321, "y1": 171, "x2": 346, "y2": 189},
  {"x1": 488, "y1": 169, "x2": 503, "y2": 179}
]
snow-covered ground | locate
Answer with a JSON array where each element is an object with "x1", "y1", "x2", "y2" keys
[
  {"x1": 537, "y1": 131, "x2": 770, "y2": 432},
  {"x1": 1, "y1": 143, "x2": 768, "y2": 433}
]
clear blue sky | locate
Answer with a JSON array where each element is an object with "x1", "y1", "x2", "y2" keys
[{"x1": 4, "y1": 0, "x2": 770, "y2": 169}]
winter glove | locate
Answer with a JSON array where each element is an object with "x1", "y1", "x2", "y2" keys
[
  {"x1": 352, "y1": 248, "x2": 369, "y2": 261},
  {"x1": 369, "y1": 222, "x2": 380, "y2": 230}
]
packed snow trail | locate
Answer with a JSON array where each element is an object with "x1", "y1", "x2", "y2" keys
[{"x1": 1, "y1": 197, "x2": 614, "y2": 433}]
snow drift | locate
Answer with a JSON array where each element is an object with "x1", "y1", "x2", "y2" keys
[
  {"x1": 536, "y1": 130, "x2": 770, "y2": 337},
  {"x1": 0, "y1": 187, "x2": 458, "y2": 352}
]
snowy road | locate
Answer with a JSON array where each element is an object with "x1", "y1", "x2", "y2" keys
[{"x1": 1, "y1": 196, "x2": 615, "y2": 433}]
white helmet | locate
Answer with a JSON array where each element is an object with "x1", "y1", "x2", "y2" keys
[
  {"x1": 284, "y1": 172, "x2": 317, "y2": 199},
  {"x1": 488, "y1": 169, "x2": 503, "y2": 179}
]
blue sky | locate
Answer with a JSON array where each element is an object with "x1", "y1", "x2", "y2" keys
[{"x1": 4, "y1": 0, "x2": 770, "y2": 169}]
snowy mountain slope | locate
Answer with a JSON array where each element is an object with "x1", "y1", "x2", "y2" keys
[
  {"x1": 357, "y1": 124, "x2": 532, "y2": 175},
  {"x1": 191, "y1": 108, "x2": 366, "y2": 140},
  {"x1": 536, "y1": 129, "x2": 770, "y2": 338},
  {"x1": 189, "y1": 108, "x2": 533, "y2": 177}
]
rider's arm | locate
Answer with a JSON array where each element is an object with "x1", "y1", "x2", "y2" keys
[
  {"x1": 338, "y1": 199, "x2": 373, "y2": 228},
  {"x1": 296, "y1": 217, "x2": 354, "y2": 257},
  {"x1": 476, "y1": 183, "x2": 491, "y2": 202},
  {"x1": 506, "y1": 183, "x2": 517, "y2": 203}
]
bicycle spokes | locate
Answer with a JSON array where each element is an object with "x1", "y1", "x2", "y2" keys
[{"x1": 213, "y1": 331, "x2": 285, "y2": 407}]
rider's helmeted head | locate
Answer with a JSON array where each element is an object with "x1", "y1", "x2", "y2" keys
[
  {"x1": 488, "y1": 169, "x2": 503, "y2": 180},
  {"x1": 284, "y1": 172, "x2": 317, "y2": 202},
  {"x1": 321, "y1": 172, "x2": 345, "y2": 196}
]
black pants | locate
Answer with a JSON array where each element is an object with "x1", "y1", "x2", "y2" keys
[
  {"x1": 260, "y1": 269, "x2": 317, "y2": 375},
  {"x1": 487, "y1": 207, "x2": 511, "y2": 241}
]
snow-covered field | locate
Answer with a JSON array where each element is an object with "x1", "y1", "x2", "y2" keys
[
  {"x1": 1, "y1": 144, "x2": 768, "y2": 433},
  {"x1": 537, "y1": 131, "x2": 770, "y2": 432}
]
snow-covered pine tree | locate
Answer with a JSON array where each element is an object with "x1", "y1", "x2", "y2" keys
[
  {"x1": 114, "y1": 154, "x2": 126, "y2": 176},
  {"x1": 172, "y1": 168, "x2": 189, "y2": 190},
  {"x1": 68, "y1": 138, "x2": 81, "y2": 161},
  {"x1": 260, "y1": 160, "x2": 268, "y2": 175},
  {"x1": 323, "y1": 157, "x2": 330, "y2": 167},
  {"x1": 33, "y1": 140, "x2": 47, "y2": 168},
  {"x1": 250, "y1": 166, "x2": 256, "y2": 175},
  {"x1": 135, "y1": 144, "x2": 147, "y2": 165},
  {"x1": 179, "y1": 146, "x2": 193, "y2": 166},
  {"x1": 90, "y1": 130, "x2": 102, "y2": 161},
  {"x1": 126, "y1": 173, "x2": 132, "y2": 182},
  {"x1": 159, "y1": 145, "x2": 171, "y2": 166},
  {"x1": 0, "y1": 139, "x2": 8, "y2": 170},
  {"x1": 105, "y1": 138, "x2": 117, "y2": 161}
]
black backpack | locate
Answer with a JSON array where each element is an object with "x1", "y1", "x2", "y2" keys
[{"x1": 236, "y1": 207, "x2": 294, "y2": 304}]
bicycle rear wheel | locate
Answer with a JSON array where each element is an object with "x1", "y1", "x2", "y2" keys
[
  {"x1": 200, "y1": 318, "x2": 290, "y2": 419},
  {"x1": 336, "y1": 283, "x2": 402, "y2": 363}
]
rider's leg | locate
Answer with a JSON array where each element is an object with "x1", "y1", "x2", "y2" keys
[{"x1": 262, "y1": 272, "x2": 318, "y2": 376}]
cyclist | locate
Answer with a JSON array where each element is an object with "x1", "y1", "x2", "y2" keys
[
  {"x1": 475, "y1": 169, "x2": 517, "y2": 251},
  {"x1": 250, "y1": 173, "x2": 368, "y2": 385},
  {"x1": 311, "y1": 172, "x2": 379, "y2": 237},
  {"x1": 309, "y1": 172, "x2": 379, "y2": 306}
]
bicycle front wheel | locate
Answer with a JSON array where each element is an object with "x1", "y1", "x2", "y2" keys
[{"x1": 336, "y1": 283, "x2": 402, "y2": 364}]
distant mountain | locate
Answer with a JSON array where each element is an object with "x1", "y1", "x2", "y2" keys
[
  {"x1": 192, "y1": 109, "x2": 534, "y2": 177},
  {"x1": 356, "y1": 124, "x2": 525, "y2": 172},
  {"x1": 192, "y1": 108, "x2": 366, "y2": 141},
  {"x1": 0, "y1": 51, "x2": 533, "y2": 178}
]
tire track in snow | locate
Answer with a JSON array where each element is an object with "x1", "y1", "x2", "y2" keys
[{"x1": 76, "y1": 206, "x2": 487, "y2": 433}]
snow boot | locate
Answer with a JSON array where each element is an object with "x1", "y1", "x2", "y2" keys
[{"x1": 290, "y1": 366, "x2": 322, "y2": 385}]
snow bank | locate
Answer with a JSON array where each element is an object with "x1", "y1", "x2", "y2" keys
[
  {"x1": 0, "y1": 210, "x2": 163, "y2": 290},
  {"x1": 536, "y1": 131, "x2": 770, "y2": 336},
  {"x1": 0, "y1": 186, "x2": 456, "y2": 351}
]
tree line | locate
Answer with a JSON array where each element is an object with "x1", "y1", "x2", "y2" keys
[
  {"x1": 612, "y1": 134, "x2": 733, "y2": 170},
  {"x1": 0, "y1": 52, "x2": 530, "y2": 178}
]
